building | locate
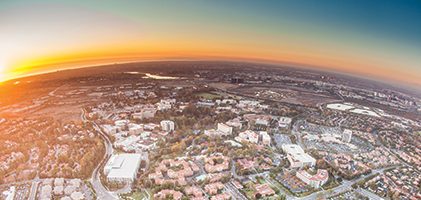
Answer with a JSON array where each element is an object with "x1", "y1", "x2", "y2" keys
[
  {"x1": 133, "y1": 109, "x2": 156, "y2": 119},
  {"x1": 254, "y1": 183, "x2": 275, "y2": 197},
  {"x1": 255, "y1": 118, "x2": 269, "y2": 127},
  {"x1": 238, "y1": 100, "x2": 260, "y2": 108},
  {"x1": 3, "y1": 186, "x2": 15, "y2": 200},
  {"x1": 128, "y1": 123, "x2": 142, "y2": 135},
  {"x1": 160, "y1": 120, "x2": 175, "y2": 132},
  {"x1": 278, "y1": 117, "x2": 292, "y2": 128},
  {"x1": 204, "y1": 129, "x2": 220, "y2": 137},
  {"x1": 296, "y1": 169, "x2": 329, "y2": 188},
  {"x1": 236, "y1": 130, "x2": 259, "y2": 144},
  {"x1": 216, "y1": 99, "x2": 237, "y2": 105},
  {"x1": 156, "y1": 99, "x2": 176, "y2": 111},
  {"x1": 217, "y1": 123, "x2": 233, "y2": 135},
  {"x1": 260, "y1": 131, "x2": 271, "y2": 146},
  {"x1": 104, "y1": 153, "x2": 146, "y2": 184},
  {"x1": 282, "y1": 144, "x2": 316, "y2": 168},
  {"x1": 154, "y1": 189, "x2": 183, "y2": 200},
  {"x1": 342, "y1": 129, "x2": 353, "y2": 143},
  {"x1": 138, "y1": 139, "x2": 157, "y2": 150},
  {"x1": 205, "y1": 123, "x2": 233, "y2": 137},
  {"x1": 226, "y1": 118, "x2": 243, "y2": 129}
]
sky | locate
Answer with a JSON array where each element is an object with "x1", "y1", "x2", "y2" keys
[{"x1": 0, "y1": 0, "x2": 421, "y2": 85}]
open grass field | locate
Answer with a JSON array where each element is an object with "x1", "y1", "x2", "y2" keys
[{"x1": 195, "y1": 92, "x2": 222, "y2": 100}]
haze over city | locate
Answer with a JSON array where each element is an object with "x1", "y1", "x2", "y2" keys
[{"x1": 0, "y1": 1, "x2": 420, "y2": 200}]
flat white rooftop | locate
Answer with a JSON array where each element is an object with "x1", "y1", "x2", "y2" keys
[
  {"x1": 105, "y1": 153, "x2": 143, "y2": 180},
  {"x1": 282, "y1": 144, "x2": 305, "y2": 154},
  {"x1": 350, "y1": 109, "x2": 380, "y2": 117},
  {"x1": 282, "y1": 144, "x2": 315, "y2": 164},
  {"x1": 326, "y1": 103, "x2": 355, "y2": 111}
]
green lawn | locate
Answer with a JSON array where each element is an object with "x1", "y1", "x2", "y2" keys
[
  {"x1": 195, "y1": 92, "x2": 221, "y2": 100},
  {"x1": 120, "y1": 191, "x2": 148, "y2": 200}
]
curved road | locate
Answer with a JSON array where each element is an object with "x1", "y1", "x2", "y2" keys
[{"x1": 81, "y1": 109, "x2": 117, "y2": 200}]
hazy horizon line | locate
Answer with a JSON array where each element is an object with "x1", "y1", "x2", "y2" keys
[{"x1": 1, "y1": 57, "x2": 420, "y2": 92}]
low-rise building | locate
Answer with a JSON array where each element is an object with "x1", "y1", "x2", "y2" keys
[
  {"x1": 104, "y1": 153, "x2": 146, "y2": 184},
  {"x1": 342, "y1": 129, "x2": 353, "y2": 143},
  {"x1": 278, "y1": 117, "x2": 292, "y2": 128},
  {"x1": 282, "y1": 144, "x2": 316, "y2": 168},
  {"x1": 160, "y1": 120, "x2": 175, "y2": 132},
  {"x1": 260, "y1": 131, "x2": 271, "y2": 146},
  {"x1": 217, "y1": 123, "x2": 233, "y2": 135},
  {"x1": 236, "y1": 130, "x2": 259, "y2": 144},
  {"x1": 255, "y1": 183, "x2": 275, "y2": 197},
  {"x1": 296, "y1": 169, "x2": 329, "y2": 188},
  {"x1": 154, "y1": 189, "x2": 183, "y2": 200},
  {"x1": 133, "y1": 108, "x2": 156, "y2": 119},
  {"x1": 226, "y1": 118, "x2": 243, "y2": 129}
]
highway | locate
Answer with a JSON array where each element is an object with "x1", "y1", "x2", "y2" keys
[{"x1": 81, "y1": 108, "x2": 117, "y2": 200}]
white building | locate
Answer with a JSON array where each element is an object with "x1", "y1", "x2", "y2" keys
[
  {"x1": 115, "y1": 120, "x2": 129, "y2": 127},
  {"x1": 161, "y1": 98, "x2": 176, "y2": 104},
  {"x1": 143, "y1": 123, "x2": 159, "y2": 130},
  {"x1": 104, "y1": 153, "x2": 145, "y2": 184},
  {"x1": 156, "y1": 99, "x2": 176, "y2": 110},
  {"x1": 102, "y1": 125, "x2": 117, "y2": 135},
  {"x1": 226, "y1": 118, "x2": 243, "y2": 129},
  {"x1": 278, "y1": 117, "x2": 292, "y2": 128},
  {"x1": 238, "y1": 100, "x2": 260, "y2": 108},
  {"x1": 128, "y1": 123, "x2": 143, "y2": 135},
  {"x1": 255, "y1": 118, "x2": 269, "y2": 127},
  {"x1": 282, "y1": 144, "x2": 316, "y2": 168},
  {"x1": 204, "y1": 129, "x2": 219, "y2": 137},
  {"x1": 3, "y1": 186, "x2": 15, "y2": 200},
  {"x1": 296, "y1": 169, "x2": 329, "y2": 188},
  {"x1": 217, "y1": 123, "x2": 233, "y2": 135},
  {"x1": 133, "y1": 109, "x2": 156, "y2": 120},
  {"x1": 160, "y1": 120, "x2": 175, "y2": 132},
  {"x1": 138, "y1": 139, "x2": 157, "y2": 150},
  {"x1": 260, "y1": 131, "x2": 271, "y2": 146},
  {"x1": 216, "y1": 99, "x2": 237, "y2": 105},
  {"x1": 342, "y1": 129, "x2": 353, "y2": 143},
  {"x1": 114, "y1": 135, "x2": 140, "y2": 151},
  {"x1": 236, "y1": 130, "x2": 259, "y2": 144}
]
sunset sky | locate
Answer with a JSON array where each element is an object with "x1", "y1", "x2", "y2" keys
[{"x1": 1, "y1": 0, "x2": 420, "y2": 85}]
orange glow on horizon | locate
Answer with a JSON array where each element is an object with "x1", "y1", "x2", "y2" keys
[
  {"x1": 2, "y1": 1, "x2": 420, "y2": 87},
  {"x1": 3, "y1": 47, "x2": 421, "y2": 86}
]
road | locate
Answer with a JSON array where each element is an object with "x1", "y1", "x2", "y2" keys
[
  {"x1": 81, "y1": 108, "x2": 117, "y2": 200},
  {"x1": 224, "y1": 181, "x2": 248, "y2": 200},
  {"x1": 262, "y1": 174, "x2": 295, "y2": 200},
  {"x1": 143, "y1": 189, "x2": 151, "y2": 200},
  {"x1": 297, "y1": 166, "x2": 394, "y2": 200},
  {"x1": 356, "y1": 188, "x2": 384, "y2": 200}
]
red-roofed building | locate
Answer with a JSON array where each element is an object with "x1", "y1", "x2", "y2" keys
[
  {"x1": 255, "y1": 183, "x2": 275, "y2": 197},
  {"x1": 296, "y1": 169, "x2": 329, "y2": 188}
]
